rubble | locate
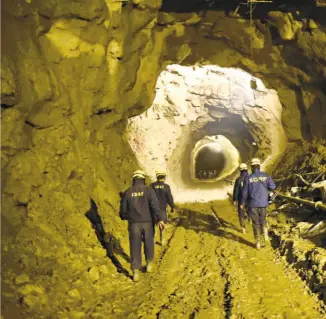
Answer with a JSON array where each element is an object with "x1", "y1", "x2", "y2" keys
[{"x1": 268, "y1": 140, "x2": 326, "y2": 303}]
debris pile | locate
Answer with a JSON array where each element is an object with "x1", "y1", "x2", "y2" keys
[
  {"x1": 267, "y1": 140, "x2": 326, "y2": 302},
  {"x1": 272, "y1": 140, "x2": 326, "y2": 239}
]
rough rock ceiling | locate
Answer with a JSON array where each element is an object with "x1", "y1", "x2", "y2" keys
[{"x1": 160, "y1": 0, "x2": 326, "y2": 13}]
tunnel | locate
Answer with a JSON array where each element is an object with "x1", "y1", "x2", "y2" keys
[
  {"x1": 194, "y1": 145, "x2": 226, "y2": 180},
  {"x1": 189, "y1": 135, "x2": 240, "y2": 184},
  {"x1": 127, "y1": 65, "x2": 285, "y2": 202},
  {"x1": 1, "y1": 0, "x2": 326, "y2": 318}
]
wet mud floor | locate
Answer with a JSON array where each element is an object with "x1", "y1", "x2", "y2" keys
[
  {"x1": 3, "y1": 201, "x2": 325, "y2": 319},
  {"x1": 97, "y1": 201, "x2": 325, "y2": 319}
]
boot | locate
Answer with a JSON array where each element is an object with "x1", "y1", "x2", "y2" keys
[
  {"x1": 146, "y1": 261, "x2": 154, "y2": 273},
  {"x1": 263, "y1": 227, "x2": 269, "y2": 242},
  {"x1": 253, "y1": 227, "x2": 260, "y2": 249},
  {"x1": 160, "y1": 229, "x2": 166, "y2": 246},
  {"x1": 256, "y1": 240, "x2": 261, "y2": 250},
  {"x1": 133, "y1": 269, "x2": 140, "y2": 282}
]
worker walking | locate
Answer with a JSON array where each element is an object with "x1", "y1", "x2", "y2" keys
[
  {"x1": 233, "y1": 163, "x2": 249, "y2": 233},
  {"x1": 151, "y1": 170, "x2": 175, "y2": 245},
  {"x1": 120, "y1": 170, "x2": 165, "y2": 282},
  {"x1": 241, "y1": 158, "x2": 276, "y2": 249}
]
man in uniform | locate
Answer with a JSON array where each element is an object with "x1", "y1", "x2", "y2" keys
[
  {"x1": 151, "y1": 170, "x2": 175, "y2": 245},
  {"x1": 233, "y1": 163, "x2": 249, "y2": 233},
  {"x1": 241, "y1": 158, "x2": 276, "y2": 249},
  {"x1": 120, "y1": 170, "x2": 165, "y2": 281}
]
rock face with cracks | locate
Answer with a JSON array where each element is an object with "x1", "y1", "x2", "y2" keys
[
  {"x1": 1, "y1": 0, "x2": 326, "y2": 318},
  {"x1": 127, "y1": 65, "x2": 286, "y2": 202}
]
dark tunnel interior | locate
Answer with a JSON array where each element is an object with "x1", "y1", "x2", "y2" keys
[
  {"x1": 195, "y1": 146, "x2": 226, "y2": 180},
  {"x1": 202, "y1": 114, "x2": 257, "y2": 162},
  {"x1": 160, "y1": 0, "x2": 323, "y2": 13},
  {"x1": 159, "y1": 0, "x2": 326, "y2": 28}
]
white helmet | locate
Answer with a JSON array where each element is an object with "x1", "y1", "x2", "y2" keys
[
  {"x1": 250, "y1": 158, "x2": 261, "y2": 166},
  {"x1": 156, "y1": 170, "x2": 166, "y2": 178},
  {"x1": 132, "y1": 170, "x2": 146, "y2": 179},
  {"x1": 239, "y1": 163, "x2": 248, "y2": 171}
]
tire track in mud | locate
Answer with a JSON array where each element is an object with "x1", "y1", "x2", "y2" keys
[
  {"x1": 116, "y1": 211, "x2": 227, "y2": 319},
  {"x1": 105, "y1": 202, "x2": 325, "y2": 319},
  {"x1": 130, "y1": 227, "x2": 205, "y2": 318},
  {"x1": 220, "y1": 267, "x2": 232, "y2": 319},
  {"x1": 155, "y1": 204, "x2": 325, "y2": 319},
  {"x1": 154, "y1": 231, "x2": 226, "y2": 319},
  {"x1": 128, "y1": 209, "x2": 236, "y2": 319},
  {"x1": 210, "y1": 202, "x2": 325, "y2": 319},
  {"x1": 157, "y1": 216, "x2": 182, "y2": 261},
  {"x1": 102, "y1": 221, "x2": 184, "y2": 318}
]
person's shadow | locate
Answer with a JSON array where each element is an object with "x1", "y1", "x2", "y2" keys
[
  {"x1": 172, "y1": 207, "x2": 255, "y2": 249},
  {"x1": 85, "y1": 198, "x2": 131, "y2": 278}
]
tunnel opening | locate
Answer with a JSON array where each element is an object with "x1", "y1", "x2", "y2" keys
[
  {"x1": 173, "y1": 113, "x2": 257, "y2": 190},
  {"x1": 190, "y1": 135, "x2": 240, "y2": 183},
  {"x1": 195, "y1": 145, "x2": 226, "y2": 180},
  {"x1": 127, "y1": 64, "x2": 286, "y2": 202},
  {"x1": 190, "y1": 113, "x2": 257, "y2": 164}
]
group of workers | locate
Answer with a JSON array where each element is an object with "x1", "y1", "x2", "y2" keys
[
  {"x1": 119, "y1": 170, "x2": 175, "y2": 282},
  {"x1": 233, "y1": 158, "x2": 276, "y2": 250},
  {"x1": 119, "y1": 158, "x2": 276, "y2": 282}
]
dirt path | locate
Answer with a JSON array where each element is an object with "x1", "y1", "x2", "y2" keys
[
  {"x1": 7, "y1": 200, "x2": 323, "y2": 318},
  {"x1": 99, "y1": 200, "x2": 325, "y2": 319}
]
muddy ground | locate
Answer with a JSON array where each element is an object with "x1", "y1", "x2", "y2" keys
[{"x1": 3, "y1": 200, "x2": 325, "y2": 319}]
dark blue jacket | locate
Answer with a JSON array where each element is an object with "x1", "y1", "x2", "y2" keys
[
  {"x1": 241, "y1": 169, "x2": 276, "y2": 208},
  {"x1": 150, "y1": 181, "x2": 175, "y2": 210},
  {"x1": 233, "y1": 171, "x2": 248, "y2": 203},
  {"x1": 120, "y1": 180, "x2": 163, "y2": 223}
]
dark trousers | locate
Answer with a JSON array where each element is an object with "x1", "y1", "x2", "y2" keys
[
  {"x1": 160, "y1": 208, "x2": 168, "y2": 223},
  {"x1": 237, "y1": 205, "x2": 247, "y2": 228},
  {"x1": 248, "y1": 207, "x2": 267, "y2": 241},
  {"x1": 128, "y1": 222, "x2": 154, "y2": 270}
]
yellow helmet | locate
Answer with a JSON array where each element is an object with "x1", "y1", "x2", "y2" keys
[
  {"x1": 239, "y1": 163, "x2": 248, "y2": 171},
  {"x1": 132, "y1": 170, "x2": 146, "y2": 179},
  {"x1": 156, "y1": 170, "x2": 166, "y2": 178},
  {"x1": 250, "y1": 158, "x2": 261, "y2": 166}
]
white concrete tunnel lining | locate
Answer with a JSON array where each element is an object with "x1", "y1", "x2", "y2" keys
[{"x1": 191, "y1": 135, "x2": 240, "y2": 182}]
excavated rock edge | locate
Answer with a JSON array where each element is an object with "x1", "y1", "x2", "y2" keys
[{"x1": 270, "y1": 231, "x2": 326, "y2": 306}]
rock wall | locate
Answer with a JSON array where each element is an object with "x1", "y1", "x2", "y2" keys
[{"x1": 1, "y1": 0, "x2": 326, "y2": 317}]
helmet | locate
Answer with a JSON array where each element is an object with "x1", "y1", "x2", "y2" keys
[
  {"x1": 156, "y1": 170, "x2": 166, "y2": 178},
  {"x1": 239, "y1": 163, "x2": 248, "y2": 171},
  {"x1": 132, "y1": 170, "x2": 146, "y2": 179},
  {"x1": 250, "y1": 158, "x2": 261, "y2": 166}
]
